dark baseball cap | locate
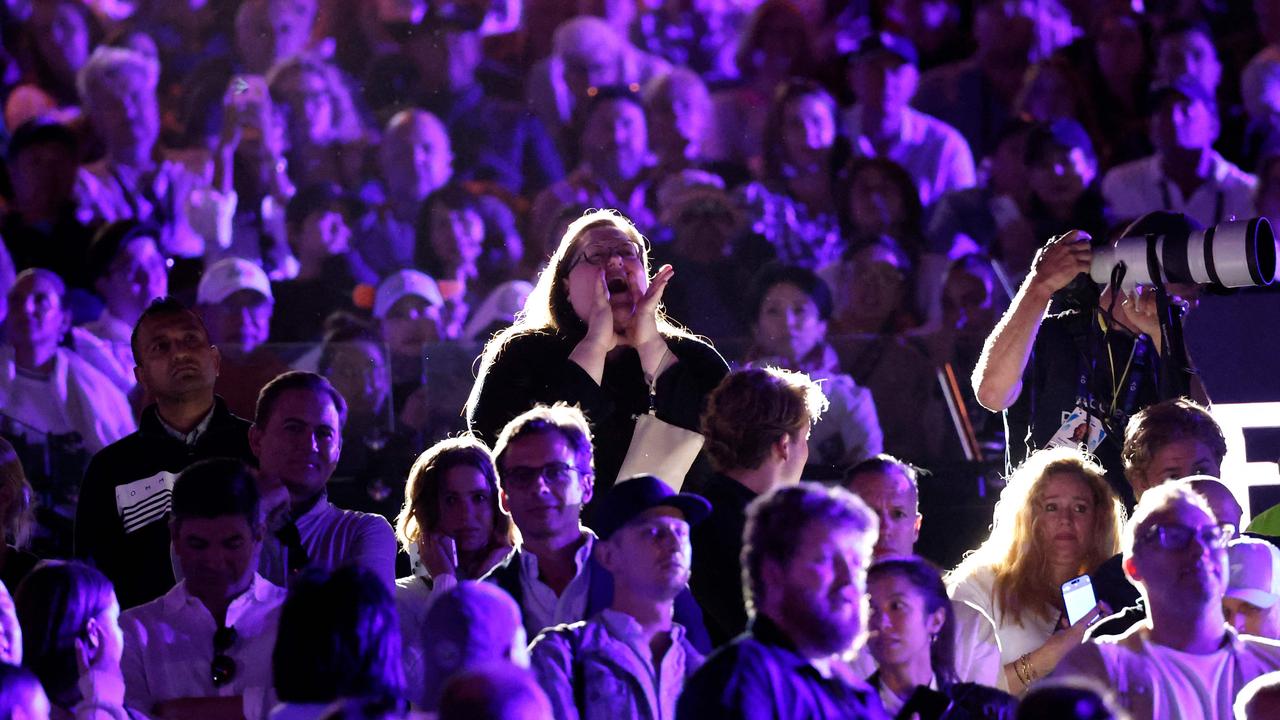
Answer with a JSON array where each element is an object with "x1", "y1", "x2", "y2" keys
[
  {"x1": 593, "y1": 475, "x2": 712, "y2": 540},
  {"x1": 845, "y1": 32, "x2": 918, "y2": 67},
  {"x1": 1025, "y1": 118, "x2": 1097, "y2": 165}
]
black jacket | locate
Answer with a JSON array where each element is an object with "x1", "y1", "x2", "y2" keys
[
  {"x1": 74, "y1": 398, "x2": 253, "y2": 608},
  {"x1": 466, "y1": 330, "x2": 728, "y2": 520}
]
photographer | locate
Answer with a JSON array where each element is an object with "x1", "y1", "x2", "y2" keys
[{"x1": 972, "y1": 212, "x2": 1209, "y2": 507}]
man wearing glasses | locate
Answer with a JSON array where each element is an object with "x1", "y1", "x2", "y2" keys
[
  {"x1": 1053, "y1": 481, "x2": 1280, "y2": 720},
  {"x1": 483, "y1": 403, "x2": 710, "y2": 649},
  {"x1": 119, "y1": 458, "x2": 285, "y2": 719}
]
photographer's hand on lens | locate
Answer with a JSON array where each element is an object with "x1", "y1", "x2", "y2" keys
[
  {"x1": 1028, "y1": 230, "x2": 1093, "y2": 296},
  {"x1": 1100, "y1": 284, "x2": 1163, "y2": 347}
]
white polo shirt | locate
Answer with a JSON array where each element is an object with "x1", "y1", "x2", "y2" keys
[
  {"x1": 843, "y1": 104, "x2": 977, "y2": 207},
  {"x1": 1101, "y1": 152, "x2": 1257, "y2": 228}
]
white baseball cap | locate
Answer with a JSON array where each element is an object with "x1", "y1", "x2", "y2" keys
[
  {"x1": 197, "y1": 258, "x2": 273, "y2": 305},
  {"x1": 373, "y1": 270, "x2": 444, "y2": 319},
  {"x1": 1227, "y1": 537, "x2": 1280, "y2": 608}
]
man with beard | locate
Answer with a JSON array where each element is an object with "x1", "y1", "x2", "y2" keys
[
  {"x1": 120, "y1": 459, "x2": 285, "y2": 719},
  {"x1": 1052, "y1": 482, "x2": 1280, "y2": 720},
  {"x1": 76, "y1": 297, "x2": 254, "y2": 608},
  {"x1": 677, "y1": 483, "x2": 888, "y2": 719},
  {"x1": 528, "y1": 474, "x2": 710, "y2": 719}
]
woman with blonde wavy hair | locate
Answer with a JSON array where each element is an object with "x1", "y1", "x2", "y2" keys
[
  {"x1": 464, "y1": 208, "x2": 728, "y2": 506},
  {"x1": 947, "y1": 446, "x2": 1124, "y2": 694}
]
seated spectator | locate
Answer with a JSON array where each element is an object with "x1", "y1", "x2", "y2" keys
[
  {"x1": 837, "y1": 157, "x2": 928, "y2": 263},
  {"x1": 437, "y1": 661, "x2": 552, "y2": 720},
  {"x1": 9, "y1": 0, "x2": 96, "y2": 110},
  {"x1": 706, "y1": 0, "x2": 815, "y2": 168},
  {"x1": 843, "y1": 32, "x2": 975, "y2": 207},
  {"x1": 865, "y1": 557, "x2": 1016, "y2": 716},
  {"x1": 75, "y1": 296, "x2": 255, "y2": 609},
  {"x1": 198, "y1": 257, "x2": 288, "y2": 419},
  {"x1": 1153, "y1": 20, "x2": 1223, "y2": 108},
  {"x1": 735, "y1": 78, "x2": 845, "y2": 269},
  {"x1": 271, "y1": 566, "x2": 405, "y2": 718},
  {"x1": 357, "y1": 110, "x2": 453, "y2": 278},
  {"x1": 947, "y1": 447, "x2": 1120, "y2": 693},
  {"x1": 1102, "y1": 76, "x2": 1255, "y2": 228},
  {"x1": 529, "y1": 475, "x2": 710, "y2": 720},
  {"x1": 1052, "y1": 483, "x2": 1280, "y2": 719},
  {"x1": 15, "y1": 561, "x2": 135, "y2": 718},
  {"x1": 75, "y1": 46, "x2": 225, "y2": 258},
  {"x1": 1090, "y1": 398, "x2": 1228, "y2": 625},
  {"x1": 676, "y1": 483, "x2": 886, "y2": 718},
  {"x1": 635, "y1": 0, "x2": 744, "y2": 81},
  {"x1": 0, "y1": 120, "x2": 95, "y2": 304},
  {"x1": 0, "y1": 440, "x2": 36, "y2": 592},
  {"x1": 266, "y1": 54, "x2": 367, "y2": 192},
  {"x1": 1224, "y1": 538, "x2": 1280, "y2": 640},
  {"x1": 825, "y1": 237, "x2": 920, "y2": 336},
  {"x1": 250, "y1": 371, "x2": 397, "y2": 589},
  {"x1": 394, "y1": 436, "x2": 513, "y2": 700},
  {"x1": 0, "y1": 662, "x2": 48, "y2": 720},
  {"x1": 416, "y1": 582, "x2": 528, "y2": 712},
  {"x1": 413, "y1": 185, "x2": 491, "y2": 339},
  {"x1": 641, "y1": 68, "x2": 732, "y2": 183},
  {"x1": 397, "y1": 16, "x2": 563, "y2": 195},
  {"x1": 1018, "y1": 120, "x2": 1111, "y2": 275},
  {"x1": 233, "y1": 0, "x2": 317, "y2": 76},
  {"x1": 120, "y1": 458, "x2": 286, "y2": 718},
  {"x1": 269, "y1": 183, "x2": 364, "y2": 344},
  {"x1": 844, "y1": 456, "x2": 1003, "y2": 688},
  {"x1": 0, "y1": 269, "x2": 134, "y2": 456},
  {"x1": 371, "y1": 270, "x2": 444, "y2": 417},
  {"x1": 79, "y1": 220, "x2": 169, "y2": 399},
  {"x1": 743, "y1": 264, "x2": 883, "y2": 469},
  {"x1": 1013, "y1": 55, "x2": 1101, "y2": 135},
  {"x1": 692, "y1": 367, "x2": 827, "y2": 645},
  {"x1": 529, "y1": 87, "x2": 658, "y2": 245}
]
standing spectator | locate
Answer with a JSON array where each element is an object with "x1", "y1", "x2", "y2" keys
[
  {"x1": 1102, "y1": 77, "x2": 1255, "y2": 228},
  {"x1": 676, "y1": 483, "x2": 887, "y2": 719},
  {"x1": 843, "y1": 32, "x2": 975, "y2": 207},
  {"x1": 75, "y1": 297, "x2": 254, "y2": 609},
  {"x1": 947, "y1": 448, "x2": 1120, "y2": 693},
  {"x1": 736, "y1": 79, "x2": 845, "y2": 269},
  {"x1": 692, "y1": 367, "x2": 827, "y2": 645},
  {"x1": 528, "y1": 475, "x2": 711, "y2": 720},
  {"x1": 249, "y1": 371, "x2": 397, "y2": 589},
  {"x1": 1052, "y1": 483, "x2": 1280, "y2": 719},
  {"x1": 466, "y1": 209, "x2": 728, "y2": 509},
  {"x1": 119, "y1": 459, "x2": 285, "y2": 718},
  {"x1": 198, "y1": 257, "x2": 287, "y2": 420}
]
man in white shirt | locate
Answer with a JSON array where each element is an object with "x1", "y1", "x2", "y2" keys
[
  {"x1": 529, "y1": 474, "x2": 711, "y2": 720},
  {"x1": 482, "y1": 404, "x2": 599, "y2": 637},
  {"x1": 842, "y1": 32, "x2": 975, "y2": 207},
  {"x1": 1101, "y1": 76, "x2": 1255, "y2": 229},
  {"x1": 1052, "y1": 481, "x2": 1280, "y2": 719},
  {"x1": 120, "y1": 458, "x2": 286, "y2": 720},
  {"x1": 250, "y1": 371, "x2": 398, "y2": 589}
]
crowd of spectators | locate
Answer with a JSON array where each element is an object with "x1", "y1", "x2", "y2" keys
[{"x1": 0, "y1": 0, "x2": 1279, "y2": 719}]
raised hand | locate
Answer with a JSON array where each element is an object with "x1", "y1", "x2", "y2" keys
[
  {"x1": 419, "y1": 533, "x2": 458, "y2": 579},
  {"x1": 1100, "y1": 283, "x2": 1162, "y2": 346},
  {"x1": 1028, "y1": 230, "x2": 1093, "y2": 296},
  {"x1": 626, "y1": 264, "x2": 674, "y2": 349}
]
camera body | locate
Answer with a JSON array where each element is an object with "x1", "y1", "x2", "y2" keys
[{"x1": 1090, "y1": 216, "x2": 1276, "y2": 289}]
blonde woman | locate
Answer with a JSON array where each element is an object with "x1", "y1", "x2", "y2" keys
[{"x1": 947, "y1": 446, "x2": 1123, "y2": 693}]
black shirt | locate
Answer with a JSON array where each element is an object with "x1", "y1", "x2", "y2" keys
[{"x1": 689, "y1": 472, "x2": 757, "y2": 646}]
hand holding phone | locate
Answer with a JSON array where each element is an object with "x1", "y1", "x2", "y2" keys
[{"x1": 1062, "y1": 574, "x2": 1097, "y2": 626}]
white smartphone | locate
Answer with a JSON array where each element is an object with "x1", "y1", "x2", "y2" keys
[{"x1": 1062, "y1": 574, "x2": 1097, "y2": 626}]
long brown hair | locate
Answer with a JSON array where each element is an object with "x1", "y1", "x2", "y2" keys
[{"x1": 946, "y1": 447, "x2": 1124, "y2": 626}]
